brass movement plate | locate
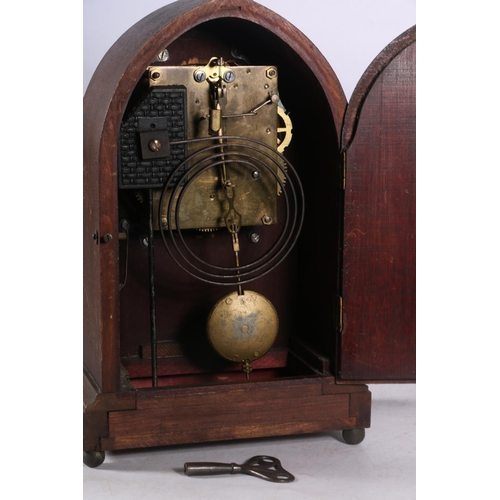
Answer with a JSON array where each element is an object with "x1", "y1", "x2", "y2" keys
[{"x1": 149, "y1": 63, "x2": 280, "y2": 230}]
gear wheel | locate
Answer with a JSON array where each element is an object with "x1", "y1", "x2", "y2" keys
[
  {"x1": 277, "y1": 106, "x2": 293, "y2": 153},
  {"x1": 276, "y1": 107, "x2": 292, "y2": 195},
  {"x1": 277, "y1": 159, "x2": 288, "y2": 196}
]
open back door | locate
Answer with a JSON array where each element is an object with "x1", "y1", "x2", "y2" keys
[{"x1": 339, "y1": 26, "x2": 416, "y2": 382}]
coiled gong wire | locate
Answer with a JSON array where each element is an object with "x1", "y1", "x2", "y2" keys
[{"x1": 158, "y1": 135, "x2": 304, "y2": 286}]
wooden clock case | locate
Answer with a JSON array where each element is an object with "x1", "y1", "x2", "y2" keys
[{"x1": 83, "y1": 0, "x2": 415, "y2": 467}]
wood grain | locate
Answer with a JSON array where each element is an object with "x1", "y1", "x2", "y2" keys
[
  {"x1": 104, "y1": 388, "x2": 352, "y2": 450},
  {"x1": 340, "y1": 27, "x2": 416, "y2": 381},
  {"x1": 84, "y1": 0, "x2": 347, "y2": 394},
  {"x1": 101, "y1": 418, "x2": 358, "y2": 450}
]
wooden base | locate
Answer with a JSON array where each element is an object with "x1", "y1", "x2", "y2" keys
[{"x1": 84, "y1": 372, "x2": 371, "y2": 458}]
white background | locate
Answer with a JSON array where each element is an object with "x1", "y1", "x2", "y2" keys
[{"x1": 83, "y1": 0, "x2": 416, "y2": 100}]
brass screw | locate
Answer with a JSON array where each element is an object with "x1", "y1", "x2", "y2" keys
[
  {"x1": 250, "y1": 232, "x2": 260, "y2": 243},
  {"x1": 157, "y1": 49, "x2": 169, "y2": 62},
  {"x1": 149, "y1": 139, "x2": 161, "y2": 152},
  {"x1": 194, "y1": 70, "x2": 206, "y2": 82},
  {"x1": 223, "y1": 70, "x2": 236, "y2": 83}
]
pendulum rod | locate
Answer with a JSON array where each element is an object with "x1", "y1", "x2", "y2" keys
[
  {"x1": 231, "y1": 231, "x2": 243, "y2": 296},
  {"x1": 223, "y1": 181, "x2": 252, "y2": 379},
  {"x1": 148, "y1": 188, "x2": 158, "y2": 387},
  {"x1": 218, "y1": 130, "x2": 227, "y2": 185},
  {"x1": 223, "y1": 180, "x2": 243, "y2": 295}
]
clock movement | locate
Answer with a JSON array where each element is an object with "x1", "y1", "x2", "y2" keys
[{"x1": 83, "y1": 0, "x2": 415, "y2": 467}]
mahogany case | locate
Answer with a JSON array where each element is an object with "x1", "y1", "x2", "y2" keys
[{"x1": 83, "y1": 0, "x2": 415, "y2": 466}]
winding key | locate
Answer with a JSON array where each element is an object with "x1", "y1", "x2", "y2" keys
[{"x1": 184, "y1": 455, "x2": 295, "y2": 483}]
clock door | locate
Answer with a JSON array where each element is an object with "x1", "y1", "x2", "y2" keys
[{"x1": 339, "y1": 26, "x2": 416, "y2": 382}]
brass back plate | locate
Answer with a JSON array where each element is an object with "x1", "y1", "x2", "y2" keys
[{"x1": 150, "y1": 64, "x2": 279, "y2": 230}]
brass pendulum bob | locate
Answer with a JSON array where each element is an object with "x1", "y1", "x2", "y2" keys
[{"x1": 207, "y1": 288, "x2": 279, "y2": 379}]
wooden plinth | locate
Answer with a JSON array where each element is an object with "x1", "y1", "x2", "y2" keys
[{"x1": 84, "y1": 374, "x2": 370, "y2": 453}]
